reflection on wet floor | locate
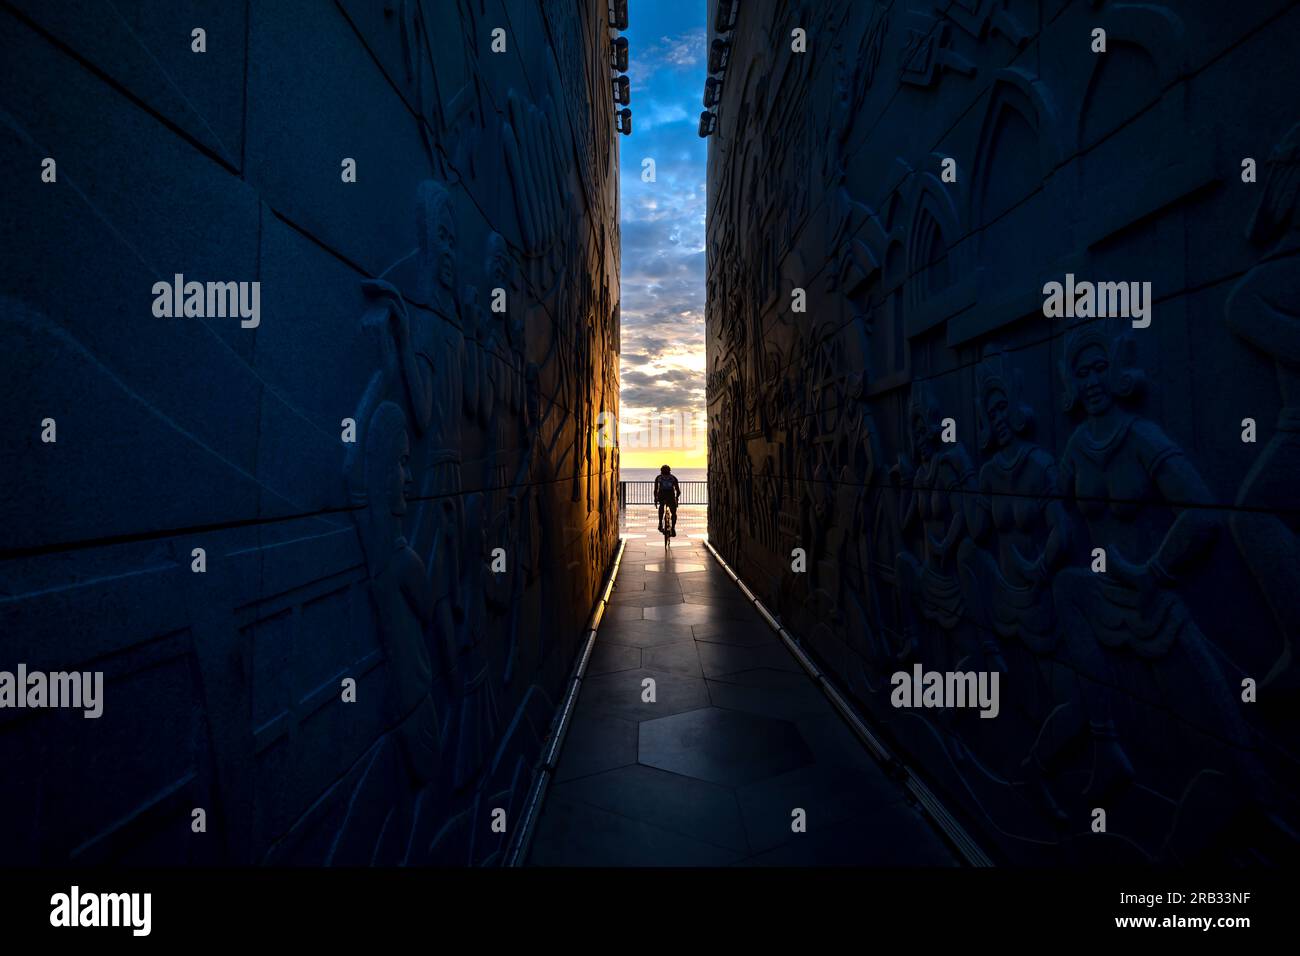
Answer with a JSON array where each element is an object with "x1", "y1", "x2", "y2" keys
[{"x1": 618, "y1": 503, "x2": 710, "y2": 541}]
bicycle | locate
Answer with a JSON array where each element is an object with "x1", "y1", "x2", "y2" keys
[{"x1": 656, "y1": 498, "x2": 678, "y2": 546}]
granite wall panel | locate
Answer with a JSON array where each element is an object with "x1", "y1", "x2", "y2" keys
[
  {"x1": 706, "y1": 0, "x2": 1300, "y2": 864},
  {"x1": 0, "y1": 0, "x2": 620, "y2": 865}
]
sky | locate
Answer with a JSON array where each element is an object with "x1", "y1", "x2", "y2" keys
[{"x1": 617, "y1": 0, "x2": 709, "y2": 469}]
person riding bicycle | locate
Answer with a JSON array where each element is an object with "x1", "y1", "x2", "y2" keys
[{"x1": 653, "y1": 464, "x2": 681, "y2": 537}]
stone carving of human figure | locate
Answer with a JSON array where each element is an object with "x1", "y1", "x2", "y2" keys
[
  {"x1": 572, "y1": 291, "x2": 595, "y2": 505},
  {"x1": 450, "y1": 490, "x2": 501, "y2": 791},
  {"x1": 355, "y1": 400, "x2": 441, "y2": 784},
  {"x1": 399, "y1": 180, "x2": 481, "y2": 661},
  {"x1": 891, "y1": 382, "x2": 977, "y2": 664},
  {"x1": 478, "y1": 233, "x2": 521, "y2": 428},
  {"x1": 1225, "y1": 122, "x2": 1300, "y2": 697},
  {"x1": 957, "y1": 348, "x2": 1132, "y2": 815},
  {"x1": 491, "y1": 361, "x2": 543, "y2": 686},
  {"x1": 1051, "y1": 325, "x2": 1263, "y2": 801},
  {"x1": 353, "y1": 180, "x2": 489, "y2": 773},
  {"x1": 794, "y1": 399, "x2": 828, "y2": 594},
  {"x1": 477, "y1": 232, "x2": 525, "y2": 633},
  {"x1": 501, "y1": 363, "x2": 552, "y2": 685},
  {"x1": 836, "y1": 401, "x2": 893, "y2": 663}
]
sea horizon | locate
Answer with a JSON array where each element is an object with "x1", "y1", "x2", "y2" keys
[{"x1": 619, "y1": 466, "x2": 707, "y2": 482}]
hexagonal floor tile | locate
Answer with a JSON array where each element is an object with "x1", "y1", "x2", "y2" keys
[
  {"x1": 608, "y1": 591, "x2": 686, "y2": 608},
  {"x1": 615, "y1": 579, "x2": 686, "y2": 595},
  {"x1": 553, "y1": 716, "x2": 639, "y2": 783},
  {"x1": 603, "y1": 604, "x2": 646, "y2": 623},
  {"x1": 643, "y1": 641, "x2": 704, "y2": 677},
  {"x1": 598, "y1": 619, "x2": 696, "y2": 648},
  {"x1": 586, "y1": 642, "x2": 642, "y2": 675},
  {"x1": 677, "y1": 579, "x2": 740, "y2": 597},
  {"x1": 697, "y1": 642, "x2": 804, "y2": 678},
  {"x1": 527, "y1": 795, "x2": 743, "y2": 867},
  {"x1": 639, "y1": 707, "x2": 815, "y2": 786},
  {"x1": 705, "y1": 667, "x2": 814, "y2": 691},
  {"x1": 643, "y1": 603, "x2": 754, "y2": 625},
  {"x1": 574, "y1": 668, "x2": 710, "y2": 723},
  {"x1": 691, "y1": 620, "x2": 775, "y2": 647},
  {"x1": 683, "y1": 593, "x2": 753, "y2": 608},
  {"x1": 550, "y1": 764, "x2": 749, "y2": 852}
]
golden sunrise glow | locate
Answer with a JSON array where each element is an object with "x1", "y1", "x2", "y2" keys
[{"x1": 619, "y1": 447, "x2": 708, "y2": 470}]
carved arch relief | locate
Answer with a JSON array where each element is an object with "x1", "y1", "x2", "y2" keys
[
  {"x1": 972, "y1": 68, "x2": 1067, "y2": 228},
  {"x1": 1078, "y1": 2, "x2": 1187, "y2": 152},
  {"x1": 901, "y1": 158, "x2": 973, "y2": 339},
  {"x1": 1074, "y1": 4, "x2": 1216, "y2": 251},
  {"x1": 944, "y1": 68, "x2": 1080, "y2": 346}
]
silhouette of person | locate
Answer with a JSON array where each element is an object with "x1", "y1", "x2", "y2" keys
[{"x1": 654, "y1": 464, "x2": 681, "y2": 536}]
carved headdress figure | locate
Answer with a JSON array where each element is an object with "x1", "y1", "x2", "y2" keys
[
  {"x1": 1226, "y1": 120, "x2": 1300, "y2": 695},
  {"x1": 1052, "y1": 322, "x2": 1271, "y2": 815}
]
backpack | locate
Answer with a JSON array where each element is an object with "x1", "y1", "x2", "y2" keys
[{"x1": 654, "y1": 474, "x2": 678, "y2": 503}]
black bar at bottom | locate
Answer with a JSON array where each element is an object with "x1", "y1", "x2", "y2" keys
[{"x1": 0, "y1": 867, "x2": 1282, "y2": 942}]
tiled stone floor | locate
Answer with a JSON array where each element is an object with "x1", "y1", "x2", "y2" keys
[{"x1": 526, "y1": 506, "x2": 959, "y2": 866}]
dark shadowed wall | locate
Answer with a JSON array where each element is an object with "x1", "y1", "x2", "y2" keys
[
  {"x1": 0, "y1": 0, "x2": 619, "y2": 865},
  {"x1": 706, "y1": 0, "x2": 1300, "y2": 863}
]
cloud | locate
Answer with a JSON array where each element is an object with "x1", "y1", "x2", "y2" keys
[
  {"x1": 617, "y1": 12, "x2": 708, "y2": 443},
  {"x1": 634, "y1": 29, "x2": 707, "y2": 78},
  {"x1": 638, "y1": 101, "x2": 690, "y2": 132}
]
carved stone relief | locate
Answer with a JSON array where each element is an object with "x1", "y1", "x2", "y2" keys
[
  {"x1": 707, "y1": 0, "x2": 1300, "y2": 863},
  {"x1": 0, "y1": 0, "x2": 618, "y2": 865}
]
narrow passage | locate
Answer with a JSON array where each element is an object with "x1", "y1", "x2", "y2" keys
[{"x1": 527, "y1": 506, "x2": 959, "y2": 866}]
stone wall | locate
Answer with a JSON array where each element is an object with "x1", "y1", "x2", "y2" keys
[
  {"x1": 0, "y1": 0, "x2": 620, "y2": 865},
  {"x1": 706, "y1": 0, "x2": 1300, "y2": 863}
]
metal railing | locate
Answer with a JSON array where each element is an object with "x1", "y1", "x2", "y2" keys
[{"x1": 619, "y1": 481, "x2": 708, "y2": 506}]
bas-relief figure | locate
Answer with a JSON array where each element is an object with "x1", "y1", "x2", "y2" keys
[
  {"x1": 1048, "y1": 325, "x2": 1293, "y2": 846},
  {"x1": 477, "y1": 231, "x2": 533, "y2": 686},
  {"x1": 1052, "y1": 333, "x2": 1234, "y2": 705},
  {"x1": 0, "y1": 0, "x2": 619, "y2": 866},
  {"x1": 1225, "y1": 121, "x2": 1300, "y2": 698},
  {"x1": 356, "y1": 400, "x2": 442, "y2": 785},
  {"x1": 348, "y1": 156, "x2": 593, "y2": 802},
  {"x1": 333, "y1": 399, "x2": 443, "y2": 863},
  {"x1": 451, "y1": 489, "x2": 501, "y2": 791},
  {"x1": 707, "y1": 0, "x2": 1300, "y2": 862},
  {"x1": 332, "y1": 43, "x2": 616, "y2": 851},
  {"x1": 352, "y1": 179, "x2": 476, "y2": 672},
  {"x1": 507, "y1": 363, "x2": 557, "y2": 677},
  {"x1": 890, "y1": 382, "x2": 980, "y2": 665},
  {"x1": 345, "y1": 181, "x2": 482, "y2": 810},
  {"x1": 957, "y1": 348, "x2": 1132, "y2": 820}
]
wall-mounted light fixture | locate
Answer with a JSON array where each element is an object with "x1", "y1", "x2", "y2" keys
[
  {"x1": 714, "y1": 0, "x2": 739, "y2": 34},
  {"x1": 703, "y1": 76, "x2": 722, "y2": 108},
  {"x1": 699, "y1": 1, "x2": 739, "y2": 138},
  {"x1": 608, "y1": 0, "x2": 628, "y2": 31},
  {"x1": 609, "y1": 2, "x2": 629, "y2": 134},
  {"x1": 708, "y1": 38, "x2": 730, "y2": 74}
]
